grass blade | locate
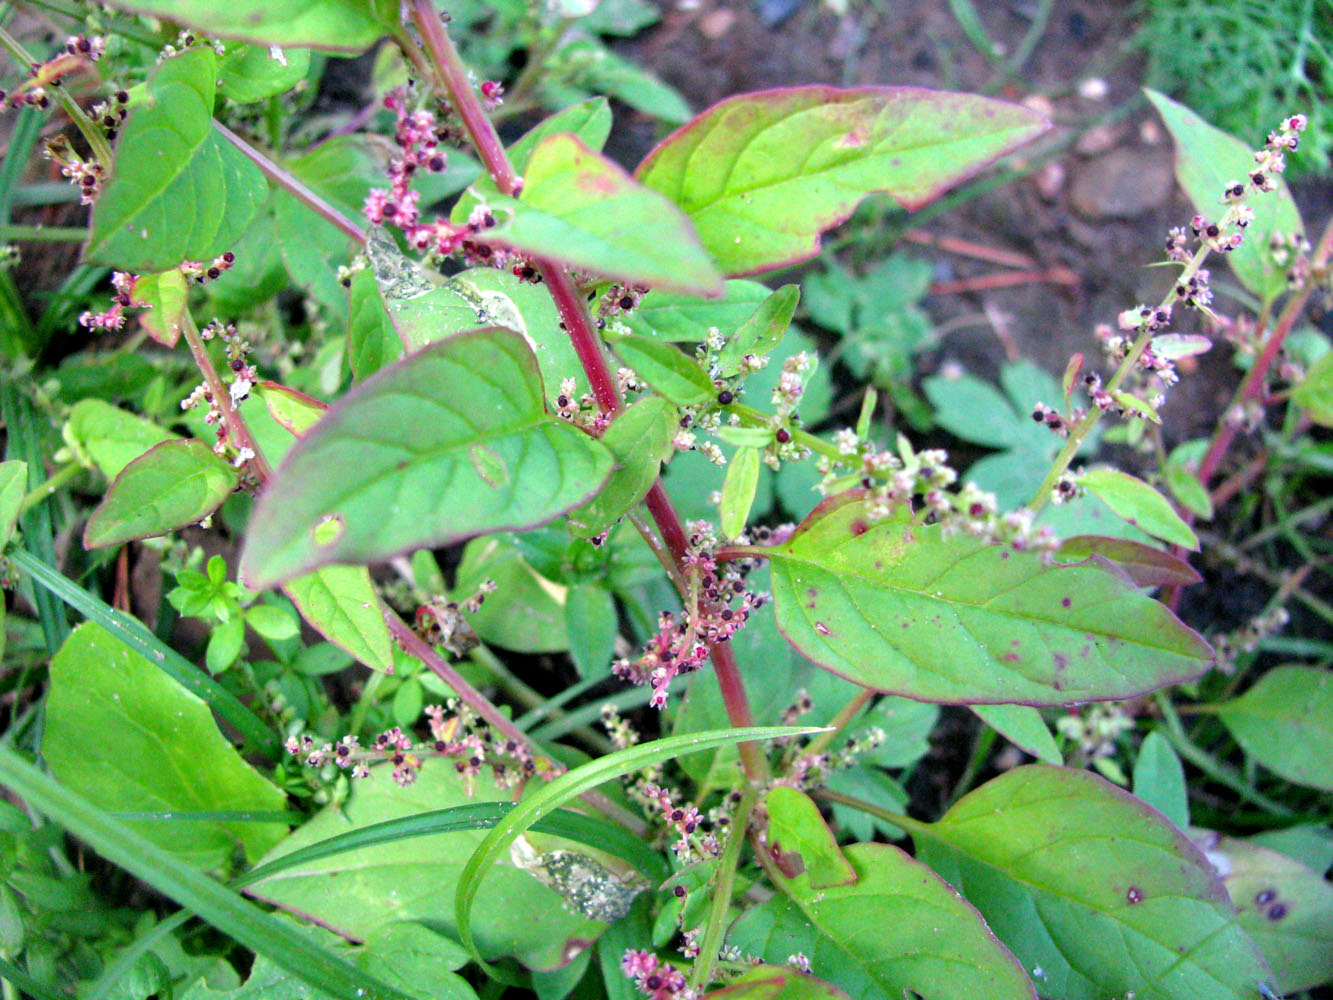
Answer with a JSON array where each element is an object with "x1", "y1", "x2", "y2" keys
[
  {"x1": 10, "y1": 548, "x2": 279, "y2": 760},
  {"x1": 241, "y1": 801, "x2": 670, "y2": 890},
  {"x1": 455, "y1": 725, "x2": 822, "y2": 969},
  {"x1": 0, "y1": 745, "x2": 413, "y2": 1000},
  {"x1": 1, "y1": 381, "x2": 68, "y2": 653}
]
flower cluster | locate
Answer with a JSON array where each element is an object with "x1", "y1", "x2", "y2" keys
[
  {"x1": 612, "y1": 522, "x2": 764, "y2": 709},
  {"x1": 773, "y1": 722, "x2": 886, "y2": 792},
  {"x1": 285, "y1": 700, "x2": 552, "y2": 792},
  {"x1": 1212, "y1": 606, "x2": 1289, "y2": 674},
  {"x1": 78, "y1": 271, "x2": 143, "y2": 331},
  {"x1": 620, "y1": 950, "x2": 692, "y2": 1000},
  {"x1": 813, "y1": 431, "x2": 1059, "y2": 553},
  {"x1": 1056, "y1": 703, "x2": 1133, "y2": 760},
  {"x1": 637, "y1": 782, "x2": 719, "y2": 861},
  {"x1": 362, "y1": 86, "x2": 511, "y2": 266},
  {"x1": 1081, "y1": 113, "x2": 1310, "y2": 416},
  {"x1": 79, "y1": 254, "x2": 235, "y2": 332},
  {"x1": 179, "y1": 319, "x2": 259, "y2": 462},
  {"x1": 1, "y1": 35, "x2": 106, "y2": 113}
]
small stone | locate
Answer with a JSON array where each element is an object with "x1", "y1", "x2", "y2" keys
[
  {"x1": 1022, "y1": 94, "x2": 1055, "y2": 119},
  {"x1": 698, "y1": 7, "x2": 735, "y2": 38},
  {"x1": 1033, "y1": 161, "x2": 1066, "y2": 201},
  {"x1": 1069, "y1": 148, "x2": 1174, "y2": 221},
  {"x1": 1078, "y1": 77, "x2": 1109, "y2": 100},
  {"x1": 1076, "y1": 124, "x2": 1119, "y2": 155}
]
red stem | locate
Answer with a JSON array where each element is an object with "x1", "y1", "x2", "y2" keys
[
  {"x1": 407, "y1": 3, "x2": 768, "y2": 782},
  {"x1": 1196, "y1": 217, "x2": 1333, "y2": 487},
  {"x1": 410, "y1": 1, "x2": 520, "y2": 196},
  {"x1": 385, "y1": 613, "x2": 548, "y2": 759},
  {"x1": 214, "y1": 121, "x2": 367, "y2": 245}
]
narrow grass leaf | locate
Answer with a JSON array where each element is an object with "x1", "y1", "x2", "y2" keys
[
  {"x1": 10, "y1": 549, "x2": 278, "y2": 759},
  {"x1": 0, "y1": 746, "x2": 412, "y2": 1000},
  {"x1": 455, "y1": 726, "x2": 819, "y2": 968}
]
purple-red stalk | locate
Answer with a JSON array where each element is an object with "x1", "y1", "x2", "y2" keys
[{"x1": 406, "y1": 0, "x2": 768, "y2": 781}]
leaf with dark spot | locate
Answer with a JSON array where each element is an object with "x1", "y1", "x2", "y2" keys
[{"x1": 765, "y1": 493, "x2": 1212, "y2": 705}]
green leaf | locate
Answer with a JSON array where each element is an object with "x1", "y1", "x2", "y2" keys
[
  {"x1": 1215, "y1": 666, "x2": 1333, "y2": 792},
  {"x1": 1146, "y1": 89, "x2": 1304, "y2": 304},
  {"x1": 621, "y1": 279, "x2": 772, "y2": 343},
  {"x1": 66, "y1": 399, "x2": 178, "y2": 480},
  {"x1": 720, "y1": 446, "x2": 761, "y2": 540},
  {"x1": 86, "y1": 49, "x2": 267, "y2": 271},
  {"x1": 83, "y1": 439, "x2": 240, "y2": 549},
  {"x1": 217, "y1": 44, "x2": 312, "y2": 103},
  {"x1": 207, "y1": 616, "x2": 245, "y2": 673},
  {"x1": 0, "y1": 746, "x2": 408, "y2": 1000},
  {"x1": 1079, "y1": 467, "x2": 1198, "y2": 550},
  {"x1": 1107, "y1": 388, "x2": 1161, "y2": 424},
  {"x1": 556, "y1": 41, "x2": 691, "y2": 124},
  {"x1": 97, "y1": 0, "x2": 388, "y2": 50},
  {"x1": 452, "y1": 265, "x2": 589, "y2": 406},
  {"x1": 256, "y1": 382, "x2": 328, "y2": 437},
  {"x1": 131, "y1": 269, "x2": 189, "y2": 346},
  {"x1": 455, "y1": 726, "x2": 817, "y2": 969},
  {"x1": 240, "y1": 329, "x2": 614, "y2": 589},
  {"x1": 364, "y1": 227, "x2": 521, "y2": 352},
  {"x1": 453, "y1": 534, "x2": 568, "y2": 653},
  {"x1": 763, "y1": 787, "x2": 855, "y2": 889},
  {"x1": 766, "y1": 494, "x2": 1213, "y2": 705},
  {"x1": 911, "y1": 765, "x2": 1268, "y2": 1000},
  {"x1": 716, "y1": 284, "x2": 799, "y2": 376},
  {"x1": 283, "y1": 565, "x2": 394, "y2": 673},
  {"x1": 347, "y1": 266, "x2": 403, "y2": 380},
  {"x1": 0, "y1": 460, "x2": 27, "y2": 549},
  {"x1": 637, "y1": 86, "x2": 1048, "y2": 276},
  {"x1": 248, "y1": 767, "x2": 613, "y2": 971},
  {"x1": 613, "y1": 335, "x2": 716, "y2": 405},
  {"x1": 1132, "y1": 730, "x2": 1189, "y2": 830},
  {"x1": 271, "y1": 137, "x2": 381, "y2": 309},
  {"x1": 245, "y1": 602, "x2": 300, "y2": 642},
  {"x1": 1055, "y1": 535, "x2": 1202, "y2": 588},
  {"x1": 453, "y1": 98, "x2": 614, "y2": 226},
  {"x1": 10, "y1": 549, "x2": 279, "y2": 760},
  {"x1": 1203, "y1": 832, "x2": 1333, "y2": 994},
  {"x1": 564, "y1": 583, "x2": 617, "y2": 677},
  {"x1": 730, "y1": 843, "x2": 1034, "y2": 1000},
  {"x1": 475, "y1": 135, "x2": 724, "y2": 296},
  {"x1": 42, "y1": 623, "x2": 289, "y2": 869},
  {"x1": 1292, "y1": 351, "x2": 1333, "y2": 426},
  {"x1": 705, "y1": 967, "x2": 851, "y2": 999},
  {"x1": 971, "y1": 704, "x2": 1060, "y2": 765},
  {"x1": 566, "y1": 395, "x2": 678, "y2": 538},
  {"x1": 1164, "y1": 458, "x2": 1214, "y2": 520}
]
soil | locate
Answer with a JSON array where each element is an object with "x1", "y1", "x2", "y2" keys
[
  {"x1": 609, "y1": 0, "x2": 1333, "y2": 797},
  {"x1": 611, "y1": 0, "x2": 1331, "y2": 446}
]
